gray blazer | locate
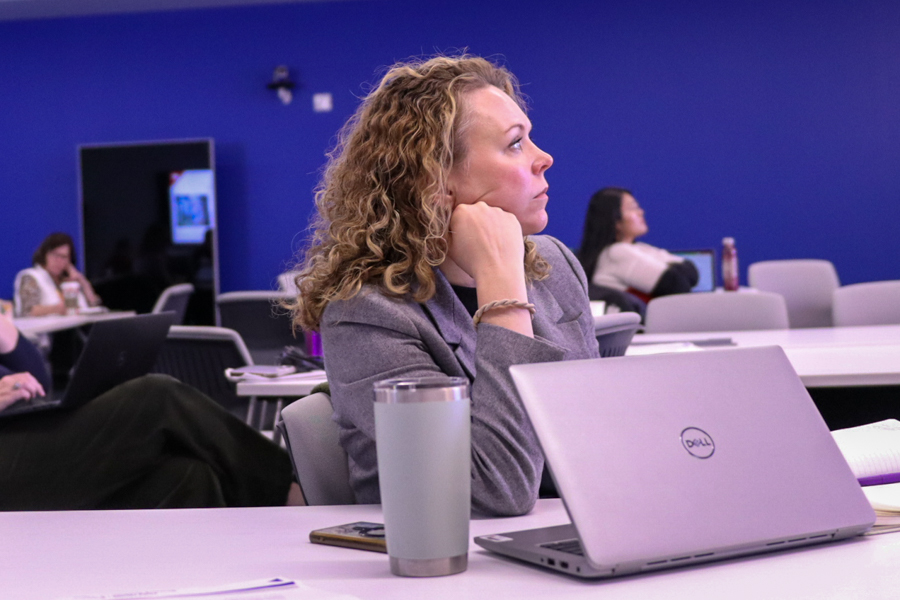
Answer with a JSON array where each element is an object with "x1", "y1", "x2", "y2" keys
[{"x1": 320, "y1": 235, "x2": 600, "y2": 515}]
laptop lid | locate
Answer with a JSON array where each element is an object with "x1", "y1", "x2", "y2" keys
[
  {"x1": 59, "y1": 312, "x2": 177, "y2": 408},
  {"x1": 1, "y1": 312, "x2": 176, "y2": 419},
  {"x1": 506, "y1": 346, "x2": 873, "y2": 572},
  {"x1": 671, "y1": 248, "x2": 716, "y2": 292}
]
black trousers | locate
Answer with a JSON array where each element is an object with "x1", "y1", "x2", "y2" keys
[{"x1": 0, "y1": 374, "x2": 292, "y2": 510}]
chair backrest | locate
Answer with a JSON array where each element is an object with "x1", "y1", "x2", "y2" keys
[
  {"x1": 832, "y1": 280, "x2": 900, "y2": 327},
  {"x1": 216, "y1": 290, "x2": 300, "y2": 365},
  {"x1": 151, "y1": 325, "x2": 253, "y2": 418},
  {"x1": 151, "y1": 283, "x2": 195, "y2": 325},
  {"x1": 276, "y1": 392, "x2": 355, "y2": 506},
  {"x1": 593, "y1": 311, "x2": 642, "y2": 357},
  {"x1": 747, "y1": 259, "x2": 840, "y2": 328},
  {"x1": 587, "y1": 283, "x2": 647, "y2": 318},
  {"x1": 644, "y1": 291, "x2": 790, "y2": 333}
]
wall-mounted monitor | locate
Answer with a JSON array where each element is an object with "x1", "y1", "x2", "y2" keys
[
  {"x1": 169, "y1": 169, "x2": 216, "y2": 245},
  {"x1": 78, "y1": 139, "x2": 219, "y2": 324}
]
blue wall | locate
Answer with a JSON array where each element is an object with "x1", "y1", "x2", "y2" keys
[{"x1": 2, "y1": 0, "x2": 898, "y2": 297}]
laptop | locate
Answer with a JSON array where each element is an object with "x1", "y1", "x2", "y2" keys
[
  {"x1": 671, "y1": 248, "x2": 716, "y2": 292},
  {"x1": 475, "y1": 346, "x2": 874, "y2": 578},
  {"x1": 1, "y1": 312, "x2": 176, "y2": 418}
]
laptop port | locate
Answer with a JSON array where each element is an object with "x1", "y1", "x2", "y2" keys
[
  {"x1": 560, "y1": 561, "x2": 569, "y2": 569},
  {"x1": 547, "y1": 558, "x2": 555, "y2": 566}
]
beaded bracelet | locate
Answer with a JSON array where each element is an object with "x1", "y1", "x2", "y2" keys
[{"x1": 472, "y1": 299, "x2": 536, "y2": 327}]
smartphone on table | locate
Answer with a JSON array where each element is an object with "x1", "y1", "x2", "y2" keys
[{"x1": 309, "y1": 521, "x2": 386, "y2": 553}]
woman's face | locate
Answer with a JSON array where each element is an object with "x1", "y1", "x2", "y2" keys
[
  {"x1": 616, "y1": 194, "x2": 648, "y2": 242},
  {"x1": 44, "y1": 244, "x2": 72, "y2": 278},
  {"x1": 446, "y1": 86, "x2": 553, "y2": 236}
]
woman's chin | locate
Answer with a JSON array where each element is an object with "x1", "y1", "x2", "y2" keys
[{"x1": 522, "y1": 212, "x2": 549, "y2": 236}]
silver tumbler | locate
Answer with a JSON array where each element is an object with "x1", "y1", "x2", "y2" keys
[{"x1": 374, "y1": 376, "x2": 471, "y2": 577}]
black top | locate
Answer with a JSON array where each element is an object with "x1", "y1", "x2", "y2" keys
[
  {"x1": 450, "y1": 284, "x2": 479, "y2": 317},
  {"x1": 0, "y1": 332, "x2": 52, "y2": 391}
]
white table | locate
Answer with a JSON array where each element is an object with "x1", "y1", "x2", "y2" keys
[
  {"x1": 633, "y1": 324, "x2": 900, "y2": 350},
  {"x1": 234, "y1": 326, "x2": 900, "y2": 395},
  {"x1": 236, "y1": 369, "x2": 328, "y2": 398},
  {"x1": 13, "y1": 310, "x2": 137, "y2": 337},
  {"x1": 632, "y1": 325, "x2": 900, "y2": 388},
  {"x1": 235, "y1": 370, "x2": 328, "y2": 444},
  {"x1": 4, "y1": 499, "x2": 900, "y2": 600}
]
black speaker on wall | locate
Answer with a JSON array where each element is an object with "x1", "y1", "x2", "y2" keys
[{"x1": 78, "y1": 139, "x2": 219, "y2": 325}]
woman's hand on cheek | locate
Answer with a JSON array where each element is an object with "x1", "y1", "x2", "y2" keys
[{"x1": 447, "y1": 202, "x2": 525, "y2": 283}]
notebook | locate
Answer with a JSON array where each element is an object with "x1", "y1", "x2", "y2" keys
[
  {"x1": 475, "y1": 346, "x2": 874, "y2": 578},
  {"x1": 1, "y1": 312, "x2": 176, "y2": 418},
  {"x1": 671, "y1": 248, "x2": 716, "y2": 292}
]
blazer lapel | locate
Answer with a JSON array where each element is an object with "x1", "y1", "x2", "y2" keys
[{"x1": 422, "y1": 270, "x2": 477, "y2": 379}]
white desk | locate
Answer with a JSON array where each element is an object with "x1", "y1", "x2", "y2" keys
[
  {"x1": 632, "y1": 325, "x2": 900, "y2": 388},
  {"x1": 3, "y1": 500, "x2": 900, "y2": 600},
  {"x1": 13, "y1": 310, "x2": 137, "y2": 337},
  {"x1": 235, "y1": 369, "x2": 328, "y2": 397},
  {"x1": 633, "y1": 324, "x2": 900, "y2": 350}
]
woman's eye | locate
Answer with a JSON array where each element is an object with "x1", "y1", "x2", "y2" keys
[{"x1": 510, "y1": 138, "x2": 523, "y2": 150}]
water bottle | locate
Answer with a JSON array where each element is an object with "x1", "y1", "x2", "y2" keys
[
  {"x1": 721, "y1": 237, "x2": 739, "y2": 291},
  {"x1": 374, "y1": 377, "x2": 471, "y2": 577}
]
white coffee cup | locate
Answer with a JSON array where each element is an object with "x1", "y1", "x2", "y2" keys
[
  {"x1": 60, "y1": 281, "x2": 81, "y2": 314},
  {"x1": 374, "y1": 376, "x2": 471, "y2": 577}
]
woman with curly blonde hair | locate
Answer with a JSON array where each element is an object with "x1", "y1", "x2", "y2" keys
[{"x1": 289, "y1": 54, "x2": 599, "y2": 516}]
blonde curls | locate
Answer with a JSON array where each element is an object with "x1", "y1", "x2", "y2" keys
[{"x1": 287, "y1": 54, "x2": 548, "y2": 331}]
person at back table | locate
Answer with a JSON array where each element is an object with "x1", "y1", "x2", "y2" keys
[
  {"x1": 14, "y1": 232, "x2": 102, "y2": 317},
  {"x1": 287, "y1": 54, "x2": 600, "y2": 517},
  {"x1": 0, "y1": 309, "x2": 298, "y2": 510},
  {"x1": 577, "y1": 187, "x2": 698, "y2": 303}
]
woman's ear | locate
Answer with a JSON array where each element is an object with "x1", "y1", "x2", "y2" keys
[{"x1": 441, "y1": 178, "x2": 457, "y2": 208}]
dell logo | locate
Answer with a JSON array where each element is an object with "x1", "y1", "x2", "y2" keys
[{"x1": 681, "y1": 427, "x2": 715, "y2": 459}]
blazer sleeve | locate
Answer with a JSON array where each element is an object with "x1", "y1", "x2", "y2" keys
[{"x1": 322, "y1": 291, "x2": 566, "y2": 516}]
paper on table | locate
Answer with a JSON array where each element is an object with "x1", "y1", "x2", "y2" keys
[
  {"x1": 861, "y1": 483, "x2": 900, "y2": 535},
  {"x1": 831, "y1": 419, "x2": 900, "y2": 481},
  {"x1": 57, "y1": 577, "x2": 360, "y2": 600}
]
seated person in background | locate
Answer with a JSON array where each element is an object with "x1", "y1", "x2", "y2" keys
[
  {"x1": 0, "y1": 311, "x2": 298, "y2": 510},
  {"x1": 577, "y1": 187, "x2": 698, "y2": 304},
  {"x1": 14, "y1": 232, "x2": 102, "y2": 317},
  {"x1": 287, "y1": 55, "x2": 600, "y2": 517}
]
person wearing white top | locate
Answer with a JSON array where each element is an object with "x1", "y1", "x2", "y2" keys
[
  {"x1": 577, "y1": 187, "x2": 698, "y2": 302},
  {"x1": 14, "y1": 232, "x2": 101, "y2": 317}
]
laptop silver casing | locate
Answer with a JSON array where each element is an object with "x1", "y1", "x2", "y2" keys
[{"x1": 476, "y1": 346, "x2": 874, "y2": 578}]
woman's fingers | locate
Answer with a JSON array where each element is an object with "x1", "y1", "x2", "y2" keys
[
  {"x1": 448, "y1": 202, "x2": 524, "y2": 280},
  {"x1": 0, "y1": 373, "x2": 46, "y2": 401}
]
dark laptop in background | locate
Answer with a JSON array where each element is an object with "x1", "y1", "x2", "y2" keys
[
  {"x1": 671, "y1": 248, "x2": 716, "y2": 292},
  {"x1": 1, "y1": 312, "x2": 177, "y2": 418}
]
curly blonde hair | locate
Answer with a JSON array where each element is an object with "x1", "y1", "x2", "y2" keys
[{"x1": 288, "y1": 54, "x2": 549, "y2": 331}]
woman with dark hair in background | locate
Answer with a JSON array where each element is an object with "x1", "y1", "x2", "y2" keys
[
  {"x1": 577, "y1": 187, "x2": 698, "y2": 304},
  {"x1": 14, "y1": 232, "x2": 101, "y2": 317}
]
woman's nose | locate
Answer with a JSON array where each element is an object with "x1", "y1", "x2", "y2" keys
[{"x1": 533, "y1": 146, "x2": 553, "y2": 174}]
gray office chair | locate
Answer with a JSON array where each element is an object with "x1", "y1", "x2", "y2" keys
[
  {"x1": 276, "y1": 391, "x2": 355, "y2": 506},
  {"x1": 217, "y1": 290, "x2": 300, "y2": 365},
  {"x1": 593, "y1": 311, "x2": 642, "y2": 357},
  {"x1": 151, "y1": 325, "x2": 253, "y2": 420},
  {"x1": 644, "y1": 291, "x2": 789, "y2": 333},
  {"x1": 832, "y1": 280, "x2": 900, "y2": 327},
  {"x1": 748, "y1": 259, "x2": 840, "y2": 328},
  {"x1": 151, "y1": 283, "x2": 195, "y2": 325}
]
